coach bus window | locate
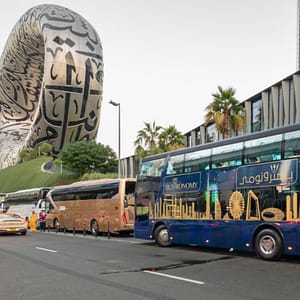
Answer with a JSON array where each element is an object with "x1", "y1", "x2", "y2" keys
[
  {"x1": 284, "y1": 130, "x2": 300, "y2": 158},
  {"x1": 167, "y1": 154, "x2": 184, "y2": 174},
  {"x1": 139, "y1": 158, "x2": 165, "y2": 177},
  {"x1": 244, "y1": 134, "x2": 282, "y2": 164},
  {"x1": 211, "y1": 143, "x2": 243, "y2": 168},
  {"x1": 184, "y1": 149, "x2": 211, "y2": 172}
]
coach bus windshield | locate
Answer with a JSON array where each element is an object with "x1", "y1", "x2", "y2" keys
[{"x1": 138, "y1": 158, "x2": 166, "y2": 178}]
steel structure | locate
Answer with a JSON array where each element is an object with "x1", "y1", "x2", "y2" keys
[{"x1": 0, "y1": 4, "x2": 103, "y2": 169}]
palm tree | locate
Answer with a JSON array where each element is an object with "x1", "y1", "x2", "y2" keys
[
  {"x1": 134, "y1": 121, "x2": 162, "y2": 156},
  {"x1": 159, "y1": 125, "x2": 185, "y2": 151},
  {"x1": 205, "y1": 86, "x2": 245, "y2": 139}
]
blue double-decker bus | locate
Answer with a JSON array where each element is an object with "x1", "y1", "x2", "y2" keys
[{"x1": 134, "y1": 124, "x2": 300, "y2": 260}]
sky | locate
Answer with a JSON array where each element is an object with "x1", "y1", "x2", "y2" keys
[{"x1": 0, "y1": 0, "x2": 298, "y2": 158}]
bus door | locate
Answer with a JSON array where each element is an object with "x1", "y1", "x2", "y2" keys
[
  {"x1": 124, "y1": 194, "x2": 135, "y2": 225},
  {"x1": 123, "y1": 181, "x2": 136, "y2": 225}
]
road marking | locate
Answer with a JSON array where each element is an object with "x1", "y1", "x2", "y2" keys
[
  {"x1": 143, "y1": 270, "x2": 205, "y2": 285},
  {"x1": 35, "y1": 247, "x2": 57, "y2": 253},
  {"x1": 46, "y1": 231, "x2": 143, "y2": 244}
]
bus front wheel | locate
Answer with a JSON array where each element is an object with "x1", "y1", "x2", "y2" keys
[
  {"x1": 91, "y1": 220, "x2": 99, "y2": 236},
  {"x1": 154, "y1": 225, "x2": 171, "y2": 247},
  {"x1": 255, "y1": 229, "x2": 283, "y2": 261}
]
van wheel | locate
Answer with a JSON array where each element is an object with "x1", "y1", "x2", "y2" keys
[
  {"x1": 91, "y1": 220, "x2": 99, "y2": 236},
  {"x1": 154, "y1": 225, "x2": 171, "y2": 247},
  {"x1": 255, "y1": 229, "x2": 283, "y2": 261}
]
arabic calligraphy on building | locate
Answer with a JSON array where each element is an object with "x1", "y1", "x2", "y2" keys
[
  {"x1": 0, "y1": 4, "x2": 103, "y2": 169},
  {"x1": 236, "y1": 160, "x2": 297, "y2": 188}
]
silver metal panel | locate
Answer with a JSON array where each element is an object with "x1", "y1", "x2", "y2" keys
[{"x1": 0, "y1": 4, "x2": 103, "y2": 169}]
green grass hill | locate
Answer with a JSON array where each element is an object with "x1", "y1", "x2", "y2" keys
[{"x1": 0, "y1": 156, "x2": 77, "y2": 193}]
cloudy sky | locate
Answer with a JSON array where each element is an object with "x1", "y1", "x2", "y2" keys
[{"x1": 0, "y1": 0, "x2": 297, "y2": 157}]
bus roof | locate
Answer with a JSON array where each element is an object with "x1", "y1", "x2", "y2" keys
[
  {"x1": 141, "y1": 123, "x2": 300, "y2": 162},
  {"x1": 5, "y1": 187, "x2": 51, "y2": 197},
  {"x1": 51, "y1": 178, "x2": 136, "y2": 193}
]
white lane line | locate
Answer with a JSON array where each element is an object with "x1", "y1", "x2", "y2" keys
[
  {"x1": 35, "y1": 247, "x2": 57, "y2": 253},
  {"x1": 143, "y1": 270, "x2": 205, "y2": 285},
  {"x1": 48, "y1": 232, "x2": 143, "y2": 244}
]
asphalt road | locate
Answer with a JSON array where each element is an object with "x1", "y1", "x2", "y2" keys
[{"x1": 0, "y1": 230, "x2": 300, "y2": 300}]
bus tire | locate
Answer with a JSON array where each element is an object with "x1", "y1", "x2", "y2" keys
[
  {"x1": 91, "y1": 220, "x2": 99, "y2": 236},
  {"x1": 255, "y1": 229, "x2": 283, "y2": 261},
  {"x1": 154, "y1": 225, "x2": 171, "y2": 247}
]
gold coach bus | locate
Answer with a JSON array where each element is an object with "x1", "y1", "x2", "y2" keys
[{"x1": 46, "y1": 178, "x2": 136, "y2": 235}]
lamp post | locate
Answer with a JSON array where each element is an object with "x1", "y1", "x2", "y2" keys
[{"x1": 109, "y1": 100, "x2": 121, "y2": 178}]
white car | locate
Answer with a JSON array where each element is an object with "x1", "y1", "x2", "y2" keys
[{"x1": 0, "y1": 213, "x2": 27, "y2": 235}]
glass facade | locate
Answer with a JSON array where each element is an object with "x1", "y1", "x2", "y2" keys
[
  {"x1": 289, "y1": 80, "x2": 296, "y2": 123},
  {"x1": 186, "y1": 133, "x2": 191, "y2": 147},
  {"x1": 181, "y1": 75, "x2": 297, "y2": 148},
  {"x1": 205, "y1": 123, "x2": 218, "y2": 143},
  {"x1": 196, "y1": 128, "x2": 201, "y2": 145},
  {"x1": 268, "y1": 92, "x2": 274, "y2": 129},
  {"x1": 252, "y1": 99, "x2": 262, "y2": 132},
  {"x1": 279, "y1": 86, "x2": 284, "y2": 126}
]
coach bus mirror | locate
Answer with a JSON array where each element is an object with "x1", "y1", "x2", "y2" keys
[
  {"x1": 59, "y1": 206, "x2": 66, "y2": 211},
  {"x1": 124, "y1": 196, "x2": 128, "y2": 208}
]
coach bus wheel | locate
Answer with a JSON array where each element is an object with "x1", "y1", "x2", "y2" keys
[
  {"x1": 154, "y1": 225, "x2": 171, "y2": 247},
  {"x1": 255, "y1": 229, "x2": 283, "y2": 261},
  {"x1": 91, "y1": 220, "x2": 99, "y2": 236},
  {"x1": 54, "y1": 219, "x2": 60, "y2": 232}
]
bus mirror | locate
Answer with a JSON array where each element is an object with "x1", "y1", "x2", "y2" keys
[
  {"x1": 59, "y1": 206, "x2": 66, "y2": 211},
  {"x1": 124, "y1": 197, "x2": 128, "y2": 208}
]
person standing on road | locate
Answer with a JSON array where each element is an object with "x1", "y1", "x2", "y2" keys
[
  {"x1": 29, "y1": 211, "x2": 37, "y2": 231},
  {"x1": 38, "y1": 209, "x2": 46, "y2": 231}
]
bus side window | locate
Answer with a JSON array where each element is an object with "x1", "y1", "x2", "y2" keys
[
  {"x1": 284, "y1": 130, "x2": 300, "y2": 158},
  {"x1": 166, "y1": 162, "x2": 174, "y2": 174}
]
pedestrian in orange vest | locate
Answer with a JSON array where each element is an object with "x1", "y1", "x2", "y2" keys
[{"x1": 29, "y1": 211, "x2": 37, "y2": 231}]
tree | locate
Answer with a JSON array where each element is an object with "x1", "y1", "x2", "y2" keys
[
  {"x1": 39, "y1": 142, "x2": 52, "y2": 155},
  {"x1": 204, "y1": 86, "x2": 245, "y2": 139},
  {"x1": 159, "y1": 125, "x2": 185, "y2": 151},
  {"x1": 134, "y1": 122, "x2": 162, "y2": 157},
  {"x1": 59, "y1": 141, "x2": 117, "y2": 175},
  {"x1": 134, "y1": 122, "x2": 185, "y2": 158}
]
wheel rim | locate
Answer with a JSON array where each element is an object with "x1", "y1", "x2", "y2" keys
[
  {"x1": 54, "y1": 219, "x2": 59, "y2": 229},
  {"x1": 158, "y1": 228, "x2": 169, "y2": 243},
  {"x1": 259, "y1": 234, "x2": 276, "y2": 255},
  {"x1": 91, "y1": 221, "x2": 98, "y2": 234}
]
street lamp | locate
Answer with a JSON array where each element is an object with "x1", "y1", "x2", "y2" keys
[{"x1": 109, "y1": 100, "x2": 121, "y2": 178}]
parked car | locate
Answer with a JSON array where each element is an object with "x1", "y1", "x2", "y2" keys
[{"x1": 0, "y1": 213, "x2": 27, "y2": 235}]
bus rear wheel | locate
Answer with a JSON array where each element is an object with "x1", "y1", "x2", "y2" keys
[
  {"x1": 91, "y1": 220, "x2": 99, "y2": 236},
  {"x1": 54, "y1": 219, "x2": 60, "y2": 232},
  {"x1": 154, "y1": 225, "x2": 171, "y2": 247},
  {"x1": 255, "y1": 229, "x2": 283, "y2": 261}
]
